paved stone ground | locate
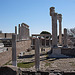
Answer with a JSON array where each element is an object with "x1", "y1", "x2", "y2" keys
[{"x1": 8, "y1": 47, "x2": 75, "y2": 72}]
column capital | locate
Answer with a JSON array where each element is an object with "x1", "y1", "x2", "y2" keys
[
  {"x1": 57, "y1": 14, "x2": 62, "y2": 21},
  {"x1": 50, "y1": 7, "x2": 55, "y2": 16}
]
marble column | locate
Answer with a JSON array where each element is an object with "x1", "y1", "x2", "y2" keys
[
  {"x1": 58, "y1": 14, "x2": 62, "y2": 45},
  {"x1": 15, "y1": 26, "x2": 17, "y2": 35},
  {"x1": 12, "y1": 34, "x2": 17, "y2": 66},
  {"x1": 64, "y1": 28, "x2": 68, "y2": 47},
  {"x1": 50, "y1": 7, "x2": 58, "y2": 47},
  {"x1": 35, "y1": 38, "x2": 40, "y2": 71}
]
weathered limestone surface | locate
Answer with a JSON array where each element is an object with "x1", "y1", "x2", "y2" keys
[
  {"x1": 50, "y1": 7, "x2": 58, "y2": 47},
  {"x1": 35, "y1": 38, "x2": 40, "y2": 71},
  {"x1": 0, "y1": 40, "x2": 31, "y2": 66},
  {"x1": 58, "y1": 14, "x2": 62, "y2": 45},
  {"x1": 50, "y1": 47, "x2": 69, "y2": 58},
  {"x1": 49, "y1": 7, "x2": 69, "y2": 58},
  {"x1": 20, "y1": 23, "x2": 29, "y2": 40},
  {"x1": 63, "y1": 28, "x2": 68, "y2": 47},
  {"x1": 12, "y1": 34, "x2": 17, "y2": 66}
]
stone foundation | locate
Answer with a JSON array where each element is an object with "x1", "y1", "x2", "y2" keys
[
  {"x1": 49, "y1": 47, "x2": 69, "y2": 58},
  {"x1": 0, "y1": 66, "x2": 75, "y2": 75},
  {"x1": 61, "y1": 48, "x2": 75, "y2": 56}
]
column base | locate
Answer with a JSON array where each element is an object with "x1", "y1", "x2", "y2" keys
[
  {"x1": 12, "y1": 61, "x2": 17, "y2": 67},
  {"x1": 49, "y1": 47, "x2": 69, "y2": 58}
]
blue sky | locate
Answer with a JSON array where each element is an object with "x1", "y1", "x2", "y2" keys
[{"x1": 0, "y1": 0, "x2": 75, "y2": 35}]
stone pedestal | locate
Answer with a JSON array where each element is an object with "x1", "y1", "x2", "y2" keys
[
  {"x1": 49, "y1": 47, "x2": 69, "y2": 58},
  {"x1": 12, "y1": 34, "x2": 17, "y2": 66},
  {"x1": 35, "y1": 38, "x2": 40, "y2": 71}
]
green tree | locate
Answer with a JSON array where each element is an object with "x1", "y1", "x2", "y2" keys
[{"x1": 40, "y1": 31, "x2": 52, "y2": 38}]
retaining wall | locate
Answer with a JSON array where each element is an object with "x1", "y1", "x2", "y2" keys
[
  {"x1": 0, "y1": 40, "x2": 31, "y2": 66},
  {"x1": 61, "y1": 48, "x2": 75, "y2": 56}
]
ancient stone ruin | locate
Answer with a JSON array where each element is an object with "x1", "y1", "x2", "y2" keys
[
  {"x1": 49, "y1": 7, "x2": 69, "y2": 58},
  {"x1": 0, "y1": 6, "x2": 75, "y2": 75},
  {"x1": 18, "y1": 23, "x2": 30, "y2": 40}
]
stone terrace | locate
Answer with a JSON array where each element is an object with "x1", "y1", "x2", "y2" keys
[{"x1": 6, "y1": 47, "x2": 75, "y2": 72}]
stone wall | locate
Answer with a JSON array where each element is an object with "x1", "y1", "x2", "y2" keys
[
  {"x1": 6, "y1": 33, "x2": 13, "y2": 38},
  {"x1": 16, "y1": 40, "x2": 31, "y2": 55},
  {"x1": 20, "y1": 23, "x2": 30, "y2": 40},
  {"x1": 0, "y1": 33, "x2": 14, "y2": 39},
  {"x1": 0, "y1": 67, "x2": 75, "y2": 75},
  {"x1": 0, "y1": 33, "x2": 5, "y2": 38},
  {"x1": 0, "y1": 40, "x2": 31, "y2": 66},
  {"x1": 61, "y1": 48, "x2": 75, "y2": 56}
]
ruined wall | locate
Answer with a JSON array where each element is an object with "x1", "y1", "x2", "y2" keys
[
  {"x1": 0, "y1": 47, "x2": 12, "y2": 66},
  {"x1": 0, "y1": 33, "x2": 14, "y2": 39},
  {"x1": 61, "y1": 48, "x2": 75, "y2": 56},
  {"x1": 6, "y1": 33, "x2": 13, "y2": 38},
  {"x1": 16, "y1": 40, "x2": 31, "y2": 55},
  {"x1": 20, "y1": 23, "x2": 29, "y2": 40},
  {"x1": 0, "y1": 33, "x2": 5, "y2": 38},
  {"x1": 0, "y1": 40, "x2": 31, "y2": 66}
]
